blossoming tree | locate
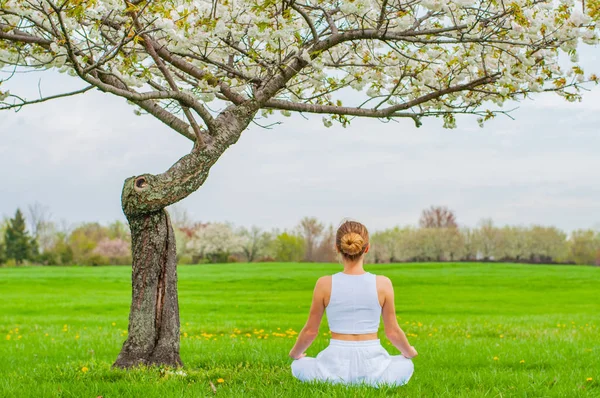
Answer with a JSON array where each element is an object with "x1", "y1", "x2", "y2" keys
[{"x1": 1, "y1": 0, "x2": 598, "y2": 368}]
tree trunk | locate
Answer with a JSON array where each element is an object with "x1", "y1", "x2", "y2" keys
[
  {"x1": 113, "y1": 102, "x2": 259, "y2": 368},
  {"x1": 113, "y1": 209, "x2": 182, "y2": 368},
  {"x1": 112, "y1": 150, "x2": 212, "y2": 368}
]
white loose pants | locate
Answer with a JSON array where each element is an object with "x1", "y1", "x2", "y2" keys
[{"x1": 291, "y1": 339, "x2": 414, "y2": 387}]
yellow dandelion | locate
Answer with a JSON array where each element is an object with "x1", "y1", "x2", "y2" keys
[
  {"x1": 111, "y1": 322, "x2": 116, "y2": 326},
  {"x1": 6, "y1": 335, "x2": 10, "y2": 340},
  {"x1": 499, "y1": 335, "x2": 504, "y2": 338},
  {"x1": 493, "y1": 357, "x2": 499, "y2": 361},
  {"x1": 183, "y1": 332, "x2": 188, "y2": 338},
  {"x1": 520, "y1": 360, "x2": 525, "y2": 364},
  {"x1": 428, "y1": 333, "x2": 432, "y2": 336},
  {"x1": 17, "y1": 335, "x2": 22, "y2": 340},
  {"x1": 75, "y1": 335, "x2": 79, "y2": 339},
  {"x1": 587, "y1": 377, "x2": 593, "y2": 382},
  {"x1": 467, "y1": 335, "x2": 471, "y2": 338},
  {"x1": 217, "y1": 378, "x2": 224, "y2": 383},
  {"x1": 81, "y1": 366, "x2": 89, "y2": 373},
  {"x1": 45, "y1": 333, "x2": 48, "y2": 337}
]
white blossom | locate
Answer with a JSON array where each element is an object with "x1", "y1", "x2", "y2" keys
[{"x1": 0, "y1": 0, "x2": 597, "y2": 127}]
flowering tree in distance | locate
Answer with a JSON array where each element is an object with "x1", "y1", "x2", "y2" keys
[{"x1": 1, "y1": 0, "x2": 598, "y2": 368}]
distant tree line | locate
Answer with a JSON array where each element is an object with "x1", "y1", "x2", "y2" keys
[
  {"x1": 0, "y1": 203, "x2": 131, "y2": 267},
  {"x1": 1, "y1": 205, "x2": 599, "y2": 266}
]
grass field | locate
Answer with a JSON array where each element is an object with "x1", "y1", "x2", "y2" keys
[{"x1": 0, "y1": 262, "x2": 599, "y2": 397}]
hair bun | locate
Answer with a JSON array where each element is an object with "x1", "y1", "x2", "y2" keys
[{"x1": 340, "y1": 232, "x2": 364, "y2": 255}]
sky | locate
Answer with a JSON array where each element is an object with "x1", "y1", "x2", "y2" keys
[{"x1": 1, "y1": 49, "x2": 599, "y2": 233}]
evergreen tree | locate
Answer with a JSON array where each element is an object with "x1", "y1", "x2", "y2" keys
[
  {"x1": 0, "y1": 241, "x2": 6, "y2": 265},
  {"x1": 4, "y1": 209, "x2": 36, "y2": 264}
]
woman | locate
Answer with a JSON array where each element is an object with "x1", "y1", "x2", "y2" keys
[{"x1": 289, "y1": 220, "x2": 417, "y2": 387}]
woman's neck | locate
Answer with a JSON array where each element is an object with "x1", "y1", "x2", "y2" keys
[{"x1": 342, "y1": 259, "x2": 366, "y2": 275}]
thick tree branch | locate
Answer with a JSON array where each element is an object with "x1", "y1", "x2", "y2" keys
[
  {"x1": 0, "y1": 23, "x2": 51, "y2": 46},
  {"x1": 264, "y1": 74, "x2": 500, "y2": 117},
  {"x1": 137, "y1": 35, "x2": 250, "y2": 104},
  {"x1": 139, "y1": 31, "x2": 209, "y2": 143}
]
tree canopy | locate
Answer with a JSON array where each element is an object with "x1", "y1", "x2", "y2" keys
[{"x1": 1, "y1": 0, "x2": 598, "y2": 145}]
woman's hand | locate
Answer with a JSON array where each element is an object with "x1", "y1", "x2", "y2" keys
[
  {"x1": 289, "y1": 351, "x2": 306, "y2": 360},
  {"x1": 402, "y1": 346, "x2": 418, "y2": 359}
]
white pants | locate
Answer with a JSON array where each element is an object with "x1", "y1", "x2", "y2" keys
[{"x1": 291, "y1": 339, "x2": 414, "y2": 387}]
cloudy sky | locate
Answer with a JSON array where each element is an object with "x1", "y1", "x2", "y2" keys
[{"x1": 1, "y1": 48, "x2": 599, "y2": 233}]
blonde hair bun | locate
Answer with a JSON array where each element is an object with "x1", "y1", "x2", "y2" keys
[{"x1": 340, "y1": 232, "x2": 364, "y2": 255}]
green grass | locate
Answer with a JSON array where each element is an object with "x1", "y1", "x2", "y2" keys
[{"x1": 0, "y1": 262, "x2": 599, "y2": 397}]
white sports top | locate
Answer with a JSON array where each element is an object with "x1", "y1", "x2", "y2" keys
[{"x1": 325, "y1": 272, "x2": 382, "y2": 334}]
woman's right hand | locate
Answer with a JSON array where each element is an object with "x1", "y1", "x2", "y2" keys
[{"x1": 402, "y1": 346, "x2": 418, "y2": 359}]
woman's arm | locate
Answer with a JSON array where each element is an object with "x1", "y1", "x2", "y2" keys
[
  {"x1": 380, "y1": 276, "x2": 418, "y2": 359},
  {"x1": 289, "y1": 276, "x2": 329, "y2": 360}
]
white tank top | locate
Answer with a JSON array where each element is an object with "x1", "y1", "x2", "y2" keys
[{"x1": 325, "y1": 272, "x2": 382, "y2": 334}]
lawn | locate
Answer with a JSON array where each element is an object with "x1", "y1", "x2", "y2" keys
[{"x1": 0, "y1": 262, "x2": 598, "y2": 397}]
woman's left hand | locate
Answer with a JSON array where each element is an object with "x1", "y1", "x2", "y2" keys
[{"x1": 289, "y1": 352, "x2": 306, "y2": 360}]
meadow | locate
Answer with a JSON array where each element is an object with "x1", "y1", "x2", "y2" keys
[{"x1": 0, "y1": 262, "x2": 598, "y2": 397}]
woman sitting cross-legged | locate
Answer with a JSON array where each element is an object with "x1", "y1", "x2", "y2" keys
[{"x1": 289, "y1": 220, "x2": 417, "y2": 387}]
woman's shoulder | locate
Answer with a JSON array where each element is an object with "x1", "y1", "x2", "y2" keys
[
  {"x1": 314, "y1": 275, "x2": 333, "y2": 296},
  {"x1": 315, "y1": 275, "x2": 333, "y2": 287},
  {"x1": 375, "y1": 274, "x2": 393, "y2": 287}
]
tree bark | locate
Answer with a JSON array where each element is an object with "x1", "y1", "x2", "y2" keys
[
  {"x1": 113, "y1": 102, "x2": 259, "y2": 368},
  {"x1": 114, "y1": 209, "x2": 182, "y2": 368}
]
